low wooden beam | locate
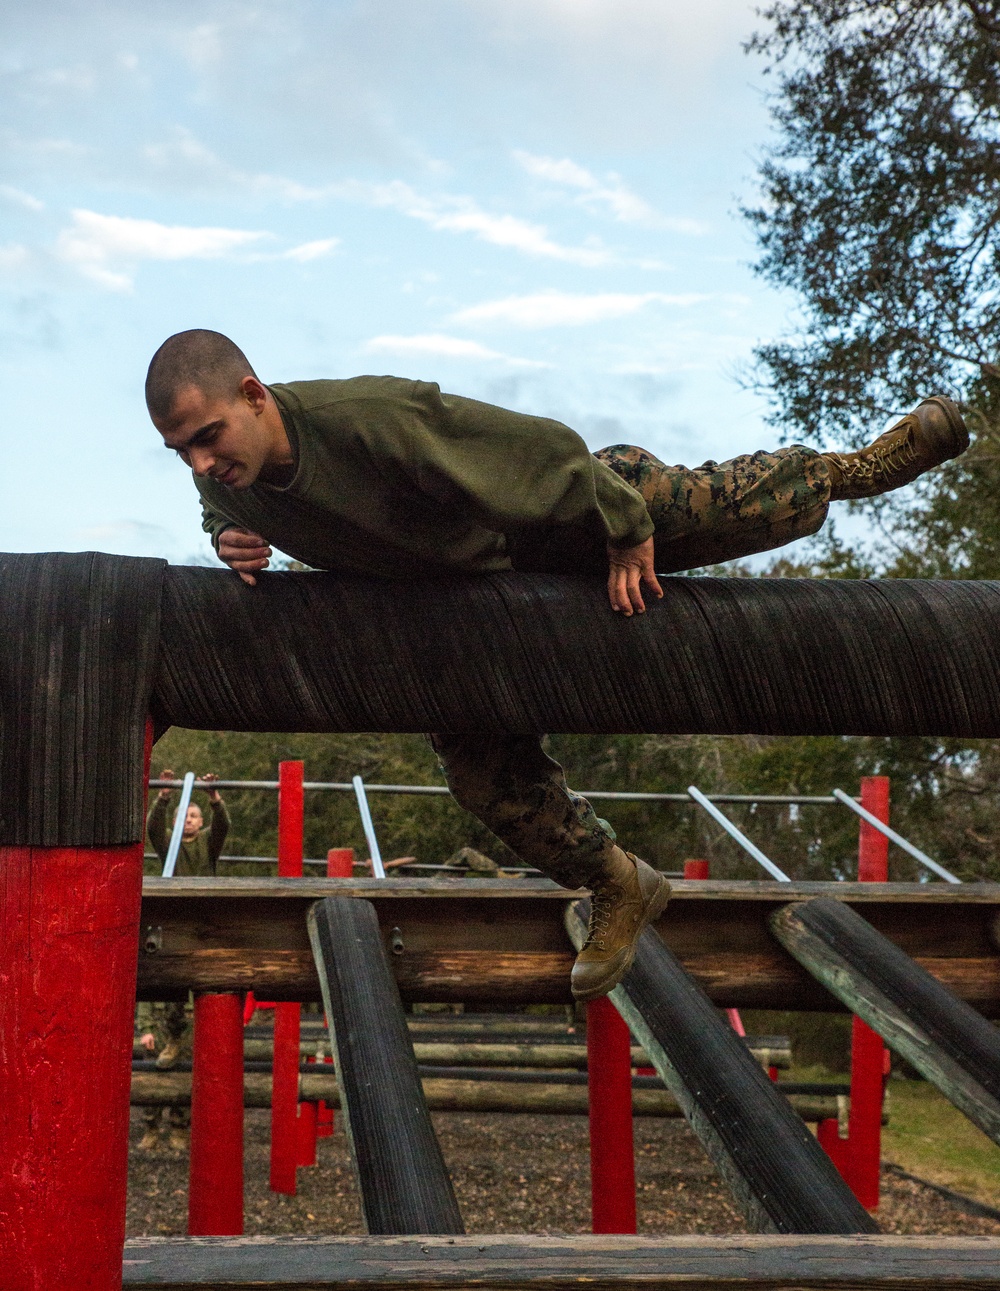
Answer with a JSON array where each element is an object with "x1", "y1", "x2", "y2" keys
[
  {"x1": 771, "y1": 897, "x2": 1000, "y2": 1146},
  {"x1": 121, "y1": 1234, "x2": 1000, "y2": 1289},
  {"x1": 137, "y1": 878, "x2": 1000, "y2": 1013},
  {"x1": 129, "y1": 1071, "x2": 840, "y2": 1122}
]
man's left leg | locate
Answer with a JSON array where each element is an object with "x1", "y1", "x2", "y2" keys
[{"x1": 429, "y1": 734, "x2": 670, "y2": 1001}]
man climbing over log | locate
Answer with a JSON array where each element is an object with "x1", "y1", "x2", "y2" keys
[{"x1": 145, "y1": 329, "x2": 969, "y2": 1001}]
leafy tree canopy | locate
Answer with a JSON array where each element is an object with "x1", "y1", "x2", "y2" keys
[{"x1": 745, "y1": 0, "x2": 1000, "y2": 444}]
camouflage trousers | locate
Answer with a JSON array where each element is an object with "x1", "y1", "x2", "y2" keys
[{"x1": 434, "y1": 443, "x2": 832, "y2": 891}]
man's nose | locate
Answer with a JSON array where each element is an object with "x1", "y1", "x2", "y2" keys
[{"x1": 189, "y1": 447, "x2": 215, "y2": 476}]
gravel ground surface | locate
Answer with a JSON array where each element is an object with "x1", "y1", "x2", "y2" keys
[{"x1": 126, "y1": 1108, "x2": 1000, "y2": 1237}]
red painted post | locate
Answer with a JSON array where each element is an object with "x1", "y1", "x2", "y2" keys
[
  {"x1": 189, "y1": 993, "x2": 244, "y2": 1235},
  {"x1": 587, "y1": 995, "x2": 637, "y2": 1234},
  {"x1": 270, "y1": 760, "x2": 304, "y2": 1195},
  {"x1": 846, "y1": 775, "x2": 890, "y2": 1210},
  {"x1": 683, "y1": 858, "x2": 709, "y2": 880},
  {"x1": 0, "y1": 720, "x2": 151, "y2": 1291},
  {"x1": 296, "y1": 1101, "x2": 318, "y2": 1167}
]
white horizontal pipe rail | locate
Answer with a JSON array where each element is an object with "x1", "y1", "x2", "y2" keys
[
  {"x1": 149, "y1": 779, "x2": 843, "y2": 805},
  {"x1": 831, "y1": 789, "x2": 961, "y2": 884},
  {"x1": 687, "y1": 785, "x2": 791, "y2": 883}
]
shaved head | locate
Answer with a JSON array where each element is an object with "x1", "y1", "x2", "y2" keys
[{"x1": 145, "y1": 329, "x2": 257, "y2": 422}]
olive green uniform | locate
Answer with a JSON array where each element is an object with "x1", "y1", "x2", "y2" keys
[
  {"x1": 196, "y1": 378, "x2": 832, "y2": 890},
  {"x1": 146, "y1": 796, "x2": 230, "y2": 876}
]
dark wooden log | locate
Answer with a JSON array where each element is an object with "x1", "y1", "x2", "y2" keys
[
  {"x1": 130, "y1": 1071, "x2": 839, "y2": 1121},
  {"x1": 150, "y1": 566, "x2": 1000, "y2": 739},
  {"x1": 770, "y1": 898, "x2": 1000, "y2": 1146},
  {"x1": 121, "y1": 1233, "x2": 1000, "y2": 1288},
  {"x1": 136, "y1": 878, "x2": 1000, "y2": 1013},
  {"x1": 308, "y1": 897, "x2": 463, "y2": 1235},
  {"x1": 565, "y1": 901, "x2": 876, "y2": 1234}
]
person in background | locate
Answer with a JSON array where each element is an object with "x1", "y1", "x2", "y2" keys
[{"x1": 137, "y1": 771, "x2": 231, "y2": 1152}]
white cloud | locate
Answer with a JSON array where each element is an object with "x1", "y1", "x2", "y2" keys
[
  {"x1": 513, "y1": 150, "x2": 706, "y2": 234},
  {"x1": 55, "y1": 209, "x2": 268, "y2": 289},
  {"x1": 453, "y1": 290, "x2": 712, "y2": 328},
  {"x1": 0, "y1": 244, "x2": 32, "y2": 273},
  {"x1": 142, "y1": 131, "x2": 330, "y2": 202},
  {"x1": 334, "y1": 179, "x2": 611, "y2": 266},
  {"x1": 0, "y1": 185, "x2": 45, "y2": 212},
  {"x1": 363, "y1": 333, "x2": 549, "y2": 367},
  {"x1": 279, "y1": 238, "x2": 340, "y2": 262}
]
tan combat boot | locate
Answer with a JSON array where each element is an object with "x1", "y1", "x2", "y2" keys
[
  {"x1": 136, "y1": 1127, "x2": 161, "y2": 1152},
  {"x1": 155, "y1": 1038, "x2": 182, "y2": 1070},
  {"x1": 569, "y1": 847, "x2": 671, "y2": 1002},
  {"x1": 824, "y1": 396, "x2": 969, "y2": 501}
]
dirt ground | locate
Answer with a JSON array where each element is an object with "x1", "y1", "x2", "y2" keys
[{"x1": 126, "y1": 1108, "x2": 1000, "y2": 1237}]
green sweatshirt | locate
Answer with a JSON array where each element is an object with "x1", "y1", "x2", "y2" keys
[
  {"x1": 196, "y1": 378, "x2": 653, "y2": 577},
  {"x1": 146, "y1": 796, "x2": 230, "y2": 877}
]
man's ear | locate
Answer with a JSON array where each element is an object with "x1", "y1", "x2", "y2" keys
[{"x1": 241, "y1": 375, "x2": 268, "y2": 414}]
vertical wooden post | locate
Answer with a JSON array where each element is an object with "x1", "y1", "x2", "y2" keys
[
  {"x1": 0, "y1": 719, "x2": 151, "y2": 1291},
  {"x1": 316, "y1": 848, "x2": 354, "y2": 1139},
  {"x1": 847, "y1": 775, "x2": 889, "y2": 1210},
  {"x1": 683, "y1": 858, "x2": 709, "y2": 879},
  {"x1": 270, "y1": 760, "x2": 304, "y2": 1196},
  {"x1": 189, "y1": 993, "x2": 244, "y2": 1235},
  {"x1": 587, "y1": 995, "x2": 637, "y2": 1234}
]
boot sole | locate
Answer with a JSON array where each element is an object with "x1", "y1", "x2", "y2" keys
[
  {"x1": 918, "y1": 396, "x2": 970, "y2": 460},
  {"x1": 570, "y1": 871, "x2": 672, "y2": 1003}
]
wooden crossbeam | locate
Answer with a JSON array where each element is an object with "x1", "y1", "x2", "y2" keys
[
  {"x1": 308, "y1": 897, "x2": 463, "y2": 1235},
  {"x1": 771, "y1": 897, "x2": 1000, "y2": 1145},
  {"x1": 564, "y1": 902, "x2": 875, "y2": 1235},
  {"x1": 136, "y1": 878, "x2": 1000, "y2": 1012},
  {"x1": 121, "y1": 1234, "x2": 1000, "y2": 1288}
]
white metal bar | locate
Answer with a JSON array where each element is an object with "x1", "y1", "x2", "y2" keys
[
  {"x1": 162, "y1": 772, "x2": 196, "y2": 878},
  {"x1": 687, "y1": 785, "x2": 791, "y2": 882},
  {"x1": 147, "y1": 779, "x2": 841, "y2": 805},
  {"x1": 352, "y1": 775, "x2": 385, "y2": 878},
  {"x1": 831, "y1": 789, "x2": 961, "y2": 884}
]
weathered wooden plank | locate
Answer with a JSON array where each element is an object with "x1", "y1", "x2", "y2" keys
[
  {"x1": 308, "y1": 898, "x2": 463, "y2": 1235},
  {"x1": 129, "y1": 1071, "x2": 840, "y2": 1121},
  {"x1": 136, "y1": 879, "x2": 1000, "y2": 1011},
  {"x1": 565, "y1": 900, "x2": 876, "y2": 1234},
  {"x1": 770, "y1": 898, "x2": 1000, "y2": 1146},
  {"x1": 121, "y1": 1233, "x2": 1000, "y2": 1288}
]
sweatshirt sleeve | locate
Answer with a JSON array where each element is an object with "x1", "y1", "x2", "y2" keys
[
  {"x1": 359, "y1": 384, "x2": 654, "y2": 548},
  {"x1": 146, "y1": 796, "x2": 170, "y2": 863},
  {"x1": 207, "y1": 799, "x2": 231, "y2": 869},
  {"x1": 200, "y1": 497, "x2": 235, "y2": 553}
]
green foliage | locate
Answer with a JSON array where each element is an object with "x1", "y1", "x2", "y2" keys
[{"x1": 744, "y1": 0, "x2": 1000, "y2": 444}]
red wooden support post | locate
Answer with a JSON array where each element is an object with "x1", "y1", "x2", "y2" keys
[
  {"x1": 0, "y1": 843, "x2": 145, "y2": 1291},
  {"x1": 587, "y1": 995, "x2": 637, "y2": 1234},
  {"x1": 296, "y1": 1101, "x2": 318, "y2": 1167},
  {"x1": 0, "y1": 720, "x2": 151, "y2": 1291},
  {"x1": 270, "y1": 760, "x2": 304, "y2": 1195},
  {"x1": 189, "y1": 992, "x2": 244, "y2": 1235},
  {"x1": 683, "y1": 858, "x2": 709, "y2": 879},
  {"x1": 846, "y1": 775, "x2": 890, "y2": 1210}
]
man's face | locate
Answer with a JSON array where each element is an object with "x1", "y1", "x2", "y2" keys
[
  {"x1": 154, "y1": 379, "x2": 270, "y2": 490},
  {"x1": 182, "y1": 804, "x2": 204, "y2": 840}
]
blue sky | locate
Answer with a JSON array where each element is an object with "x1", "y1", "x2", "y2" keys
[{"x1": 2, "y1": 0, "x2": 847, "y2": 565}]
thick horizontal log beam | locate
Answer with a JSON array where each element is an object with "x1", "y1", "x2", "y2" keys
[
  {"x1": 121, "y1": 1233, "x2": 1000, "y2": 1289},
  {"x1": 151, "y1": 568, "x2": 1000, "y2": 738},
  {"x1": 137, "y1": 878, "x2": 1000, "y2": 1013}
]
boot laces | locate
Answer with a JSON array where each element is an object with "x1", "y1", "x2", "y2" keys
[
  {"x1": 582, "y1": 887, "x2": 615, "y2": 950},
  {"x1": 837, "y1": 423, "x2": 918, "y2": 481}
]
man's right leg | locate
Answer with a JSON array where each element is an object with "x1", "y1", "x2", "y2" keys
[
  {"x1": 596, "y1": 444, "x2": 833, "y2": 573},
  {"x1": 428, "y1": 734, "x2": 670, "y2": 1000}
]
